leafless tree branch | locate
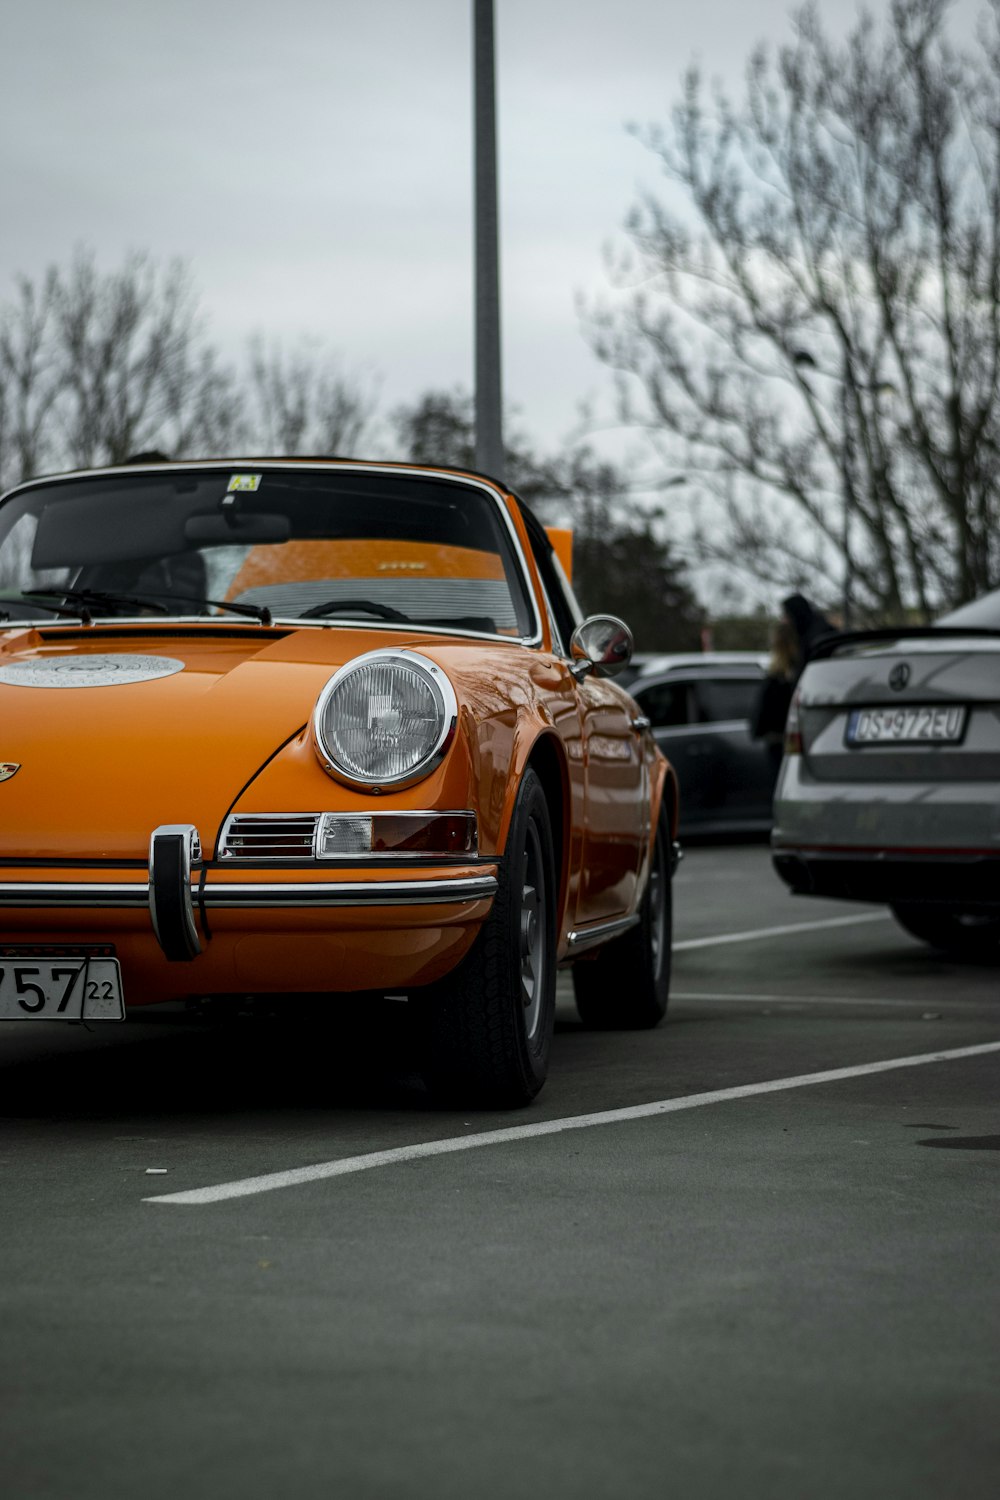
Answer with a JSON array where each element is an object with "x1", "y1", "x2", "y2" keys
[{"x1": 584, "y1": 0, "x2": 1000, "y2": 616}]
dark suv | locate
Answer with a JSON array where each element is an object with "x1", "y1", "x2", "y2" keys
[{"x1": 624, "y1": 654, "x2": 773, "y2": 837}]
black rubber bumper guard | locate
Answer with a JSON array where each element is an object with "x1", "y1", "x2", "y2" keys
[{"x1": 149, "y1": 824, "x2": 203, "y2": 962}]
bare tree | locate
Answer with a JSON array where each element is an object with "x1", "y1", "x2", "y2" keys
[
  {"x1": 0, "y1": 270, "x2": 63, "y2": 488},
  {"x1": 51, "y1": 249, "x2": 235, "y2": 466},
  {"x1": 0, "y1": 250, "x2": 379, "y2": 486},
  {"x1": 587, "y1": 0, "x2": 1000, "y2": 618},
  {"x1": 0, "y1": 249, "x2": 240, "y2": 483},
  {"x1": 244, "y1": 339, "x2": 377, "y2": 457},
  {"x1": 392, "y1": 388, "x2": 703, "y2": 648},
  {"x1": 393, "y1": 388, "x2": 478, "y2": 471}
]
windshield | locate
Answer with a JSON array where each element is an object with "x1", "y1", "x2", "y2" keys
[{"x1": 0, "y1": 466, "x2": 536, "y2": 639}]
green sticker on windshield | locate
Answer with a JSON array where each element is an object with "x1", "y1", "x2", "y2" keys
[{"x1": 227, "y1": 473, "x2": 262, "y2": 492}]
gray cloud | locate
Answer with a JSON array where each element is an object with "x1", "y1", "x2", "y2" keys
[{"x1": 0, "y1": 0, "x2": 983, "y2": 451}]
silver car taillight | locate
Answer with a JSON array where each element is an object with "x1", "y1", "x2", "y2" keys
[{"x1": 784, "y1": 689, "x2": 803, "y2": 755}]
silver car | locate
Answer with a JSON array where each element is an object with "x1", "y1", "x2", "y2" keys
[{"x1": 772, "y1": 588, "x2": 1000, "y2": 955}]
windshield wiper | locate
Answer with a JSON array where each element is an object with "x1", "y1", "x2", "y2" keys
[
  {"x1": 21, "y1": 587, "x2": 272, "y2": 626},
  {"x1": 0, "y1": 593, "x2": 94, "y2": 624},
  {"x1": 156, "y1": 593, "x2": 273, "y2": 625},
  {"x1": 23, "y1": 587, "x2": 170, "y2": 616}
]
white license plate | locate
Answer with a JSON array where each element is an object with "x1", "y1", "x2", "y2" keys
[
  {"x1": 846, "y1": 705, "x2": 967, "y2": 746},
  {"x1": 0, "y1": 956, "x2": 125, "y2": 1020}
]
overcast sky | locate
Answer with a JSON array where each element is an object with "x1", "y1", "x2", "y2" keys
[{"x1": 0, "y1": 0, "x2": 982, "y2": 467}]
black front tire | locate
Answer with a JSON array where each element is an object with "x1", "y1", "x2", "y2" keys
[
  {"x1": 891, "y1": 904, "x2": 1000, "y2": 958},
  {"x1": 418, "y1": 768, "x2": 557, "y2": 1107},
  {"x1": 573, "y1": 818, "x2": 673, "y2": 1029}
]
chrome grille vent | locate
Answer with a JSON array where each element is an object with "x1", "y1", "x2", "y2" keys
[{"x1": 220, "y1": 815, "x2": 319, "y2": 860}]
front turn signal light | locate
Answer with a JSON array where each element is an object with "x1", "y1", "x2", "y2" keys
[{"x1": 317, "y1": 811, "x2": 478, "y2": 858}]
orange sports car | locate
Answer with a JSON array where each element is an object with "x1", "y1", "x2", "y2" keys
[{"x1": 0, "y1": 459, "x2": 678, "y2": 1105}]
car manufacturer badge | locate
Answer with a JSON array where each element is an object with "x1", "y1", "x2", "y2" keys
[
  {"x1": 888, "y1": 662, "x2": 911, "y2": 691},
  {"x1": 0, "y1": 762, "x2": 20, "y2": 782}
]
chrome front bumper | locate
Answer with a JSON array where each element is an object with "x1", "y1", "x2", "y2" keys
[
  {"x1": 0, "y1": 876, "x2": 500, "y2": 910},
  {"x1": 0, "y1": 825, "x2": 498, "y2": 963}
]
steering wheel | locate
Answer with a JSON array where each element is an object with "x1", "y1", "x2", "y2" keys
[{"x1": 299, "y1": 597, "x2": 409, "y2": 622}]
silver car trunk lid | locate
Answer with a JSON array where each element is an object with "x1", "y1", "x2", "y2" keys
[{"x1": 796, "y1": 634, "x2": 1000, "y2": 784}]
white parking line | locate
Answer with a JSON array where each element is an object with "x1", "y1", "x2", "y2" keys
[
  {"x1": 672, "y1": 992, "x2": 956, "y2": 1010},
  {"x1": 673, "y1": 912, "x2": 890, "y2": 950},
  {"x1": 145, "y1": 1040, "x2": 1000, "y2": 1207}
]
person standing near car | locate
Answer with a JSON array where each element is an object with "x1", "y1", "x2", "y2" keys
[
  {"x1": 781, "y1": 592, "x2": 839, "y2": 677},
  {"x1": 751, "y1": 615, "x2": 798, "y2": 770}
]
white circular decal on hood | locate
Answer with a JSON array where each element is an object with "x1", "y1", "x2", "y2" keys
[{"x1": 0, "y1": 654, "x2": 185, "y2": 688}]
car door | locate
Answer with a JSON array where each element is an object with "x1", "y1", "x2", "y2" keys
[
  {"x1": 573, "y1": 671, "x2": 648, "y2": 922},
  {"x1": 686, "y1": 673, "x2": 776, "y2": 825},
  {"x1": 631, "y1": 675, "x2": 712, "y2": 831},
  {"x1": 518, "y1": 511, "x2": 648, "y2": 925}
]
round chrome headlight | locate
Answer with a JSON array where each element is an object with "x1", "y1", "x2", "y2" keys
[{"x1": 313, "y1": 650, "x2": 457, "y2": 790}]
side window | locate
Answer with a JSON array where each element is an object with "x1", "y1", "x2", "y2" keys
[
  {"x1": 539, "y1": 582, "x2": 568, "y2": 657},
  {"x1": 693, "y1": 677, "x2": 761, "y2": 724},
  {"x1": 0, "y1": 512, "x2": 70, "y2": 596},
  {"x1": 548, "y1": 553, "x2": 584, "y2": 631},
  {"x1": 634, "y1": 680, "x2": 690, "y2": 728},
  {"x1": 518, "y1": 506, "x2": 582, "y2": 655}
]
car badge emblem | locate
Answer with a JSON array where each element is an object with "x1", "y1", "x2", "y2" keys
[
  {"x1": 0, "y1": 762, "x2": 20, "y2": 782},
  {"x1": 889, "y1": 663, "x2": 911, "y2": 691}
]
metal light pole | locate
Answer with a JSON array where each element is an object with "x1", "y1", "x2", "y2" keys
[{"x1": 473, "y1": 0, "x2": 504, "y2": 481}]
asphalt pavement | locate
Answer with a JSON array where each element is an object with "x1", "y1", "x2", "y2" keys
[{"x1": 1, "y1": 841, "x2": 997, "y2": 1500}]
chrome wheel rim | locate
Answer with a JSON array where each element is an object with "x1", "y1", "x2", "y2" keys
[{"x1": 519, "y1": 818, "x2": 547, "y2": 1041}]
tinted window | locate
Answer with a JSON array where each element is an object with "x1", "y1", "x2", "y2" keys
[
  {"x1": 693, "y1": 678, "x2": 760, "y2": 723},
  {"x1": 516, "y1": 503, "x2": 581, "y2": 653},
  {"x1": 635, "y1": 680, "x2": 690, "y2": 728}
]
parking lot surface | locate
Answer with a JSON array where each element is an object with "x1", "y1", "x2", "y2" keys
[{"x1": 1, "y1": 842, "x2": 997, "y2": 1500}]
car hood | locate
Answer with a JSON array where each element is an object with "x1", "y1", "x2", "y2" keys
[{"x1": 0, "y1": 623, "x2": 439, "y2": 861}]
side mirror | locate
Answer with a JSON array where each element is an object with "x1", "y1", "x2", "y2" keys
[{"x1": 569, "y1": 615, "x2": 634, "y2": 680}]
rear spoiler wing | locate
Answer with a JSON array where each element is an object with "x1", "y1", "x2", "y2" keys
[{"x1": 810, "y1": 626, "x2": 1000, "y2": 661}]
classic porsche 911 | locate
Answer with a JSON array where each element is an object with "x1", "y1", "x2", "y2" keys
[{"x1": 0, "y1": 459, "x2": 677, "y2": 1105}]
